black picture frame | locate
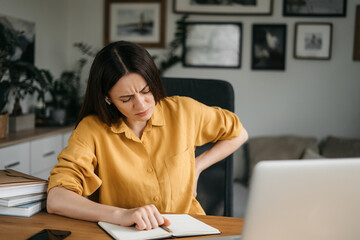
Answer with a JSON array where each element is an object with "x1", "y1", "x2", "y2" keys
[
  {"x1": 0, "y1": 13, "x2": 35, "y2": 64},
  {"x1": 182, "y1": 22, "x2": 242, "y2": 68},
  {"x1": 173, "y1": 0, "x2": 273, "y2": 16},
  {"x1": 283, "y1": 0, "x2": 347, "y2": 17},
  {"x1": 294, "y1": 22, "x2": 332, "y2": 60},
  {"x1": 354, "y1": 5, "x2": 360, "y2": 61},
  {"x1": 104, "y1": 0, "x2": 166, "y2": 48},
  {"x1": 251, "y1": 24, "x2": 287, "y2": 70}
]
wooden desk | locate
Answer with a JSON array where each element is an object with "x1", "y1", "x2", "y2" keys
[{"x1": 0, "y1": 212, "x2": 243, "y2": 239}]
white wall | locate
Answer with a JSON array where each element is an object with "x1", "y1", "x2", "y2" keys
[
  {"x1": 2, "y1": 0, "x2": 360, "y2": 178},
  {"x1": 65, "y1": 0, "x2": 103, "y2": 84}
]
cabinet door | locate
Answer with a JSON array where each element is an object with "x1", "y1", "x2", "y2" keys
[
  {"x1": 30, "y1": 134, "x2": 62, "y2": 179},
  {"x1": 62, "y1": 130, "x2": 73, "y2": 149},
  {"x1": 0, "y1": 142, "x2": 30, "y2": 174}
]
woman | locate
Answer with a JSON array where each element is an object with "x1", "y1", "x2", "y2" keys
[{"x1": 46, "y1": 41, "x2": 248, "y2": 230}]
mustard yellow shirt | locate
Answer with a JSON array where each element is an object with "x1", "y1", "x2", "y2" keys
[{"x1": 48, "y1": 96, "x2": 243, "y2": 214}]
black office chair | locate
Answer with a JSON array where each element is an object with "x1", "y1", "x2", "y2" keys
[{"x1": 162, "y1": 77, "x2": 235, "y2": 217}]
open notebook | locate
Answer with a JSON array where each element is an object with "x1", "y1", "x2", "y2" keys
[{"x1": 98, "y1": 214, "x2": 220, "y2": 240}]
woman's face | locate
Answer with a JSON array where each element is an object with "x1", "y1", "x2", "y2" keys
[{"x1": 107, "y1": 73, "x2": 155, "y2": 127}]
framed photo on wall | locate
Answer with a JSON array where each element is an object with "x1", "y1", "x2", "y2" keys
[
  {"x1": 294, "y1": 22, "x2": 332, "y2": 60},
  {"x1": 283, "y1": 0, "x2": 347, "y2": 17},
  {"x1": 353, "y1": 5, "x2": 360, "y2": 61},
  {"x1": 182, "y1": 22, "x2": 242, "y2": 68},
  {"x1": 0, "y1": 13, "x2": 35, "y2": 64},
  {"x1": 104, "y1": 0, "x2": 166, "y2": 48},
  {"x1": 173, "y1": 0, "x2": 273, "y2": 16},
  {"x1": 251, "y1": 24, "x2": 287, "y2": 70}
]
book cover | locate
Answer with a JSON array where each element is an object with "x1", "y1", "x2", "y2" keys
[
  {"x1": 0, "y1": 192, "x2": 47, "y2": 207},
  {"x1": 98, "y1": 214, "x2": 221, "y2": 240},
  {"x1": 0, "y1": 200, "x2": 46, "y2": 217},
  {"x1": 0, "y1": 169, "x2": 48, "y2": 198}
]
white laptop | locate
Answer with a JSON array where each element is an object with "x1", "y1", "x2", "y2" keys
[{"x1": 240, "y1": 158, "x2": 360, "y2": 240}]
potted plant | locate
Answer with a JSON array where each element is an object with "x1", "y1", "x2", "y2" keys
[
  {"x1": 0, "y1": 35, "x2": 42, "y2": 132},
  {"x1": 0, "y1": 22, "x2": 13, "y2": 137},
  {"x1": 0, "y1": 81, "x2": 10, "y2": 138},
  {"x1": 0, "y1": 20, "x2": 46, "y2": 133},
  {"x1": 41, "y1": 64, "x2": 85, "y2": 125}
]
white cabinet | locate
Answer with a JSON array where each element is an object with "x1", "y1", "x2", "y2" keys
[
  {"x1": 30, "y1": 134, "x2": 63, "y2": 179},
  {"x1": 0, "y1": 128, "x2": 73, "y2": 179},
  {"x1": 62, "y1": 130, "x2": 72, "y2": 148},
  {"x1": 0, "y1": 142, "x2": 30, "y2": 174}
]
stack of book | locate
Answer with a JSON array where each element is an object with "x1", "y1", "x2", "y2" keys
[{"x1": 0, "y1": 169, "x2": 48, "y2": 217}]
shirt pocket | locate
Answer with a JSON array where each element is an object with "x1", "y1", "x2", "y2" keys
[{"x1": 164, "y1": 147, "x2": 195, "y2": 201}]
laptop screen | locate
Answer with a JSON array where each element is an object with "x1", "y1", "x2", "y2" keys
[{"x1": 241, "y1": 158, "x2": 360, "y2": 240}]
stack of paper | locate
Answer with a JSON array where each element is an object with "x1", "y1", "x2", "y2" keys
[{"x1": 0, "y1": 169, "x2": 48, "y2": 217}]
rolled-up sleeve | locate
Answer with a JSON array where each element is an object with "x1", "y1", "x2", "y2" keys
[
  {"x1": 195, "y1": 101, "x2": 243, "y2": 147},
  {"x1": 47, "y1": 123, "x2": 102, "y2": 196}
]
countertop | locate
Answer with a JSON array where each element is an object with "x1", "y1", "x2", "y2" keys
[{"x1": 0, "y1": 125, "x2": 74, "y2": 148}]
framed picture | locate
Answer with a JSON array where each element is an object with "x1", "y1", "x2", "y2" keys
[
  {"x1": 294, "y1": 22, "x2": 332, "y2": 60},
  {"x1": 283, "y1": 0, "x2": 347, "y2": 17},
  {"x1": 354, "y1": 5, "x2": 360, "y2": 61},
  {"x1": 104, "y1": 0, "x2": 166, "y2": 48},
  {"x1": 173, "y1": 0, "x2": 273, "y2": 16},
  {"x1": 251, "y1": 24, "x2": 287, "y2": 70},
  {"x1": 182, "y1": 22, "x2": 242, "y2": 68},
  {"x1": 0, "y1": 13, "x2": 35, "y2": 64}
]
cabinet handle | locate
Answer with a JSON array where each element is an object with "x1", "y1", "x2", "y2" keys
[
  {"x1": 43, "y1": 151, "x2": 55, "y2": 157},
  {"x1": 5, "y1": 162, "x2": 20, "y2": 169}
]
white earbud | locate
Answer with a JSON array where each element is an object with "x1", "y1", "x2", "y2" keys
[{"x1": 105, "y1": 97, "x2": 111, "y2": 105}]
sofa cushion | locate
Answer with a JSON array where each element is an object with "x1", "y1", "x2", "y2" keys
[
  {"x1": 301, "y1": 148, "x2": 325, "y2": 159},
  {"x1": 320, "y1": 136, "x2": 360, "y2": 158},
  {"x1": 246, "y1": 135, "x2": 319, "y2": 184}
]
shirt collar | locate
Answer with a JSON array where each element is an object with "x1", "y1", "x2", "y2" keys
[{"x1": 151, "y1": 101, "x2": 165, "y2": 127}]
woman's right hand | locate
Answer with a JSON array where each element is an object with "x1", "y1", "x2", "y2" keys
[
  {"x1": 117, "y1": 204, "x2": 171, "y2": 230},
  {"x1": 47, "y1": 187, "x2": 170, "y2": 230}
]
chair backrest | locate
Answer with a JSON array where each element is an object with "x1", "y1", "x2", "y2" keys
[{"x1": 162, "y1": 77, "x2": 235, "y2": 216}]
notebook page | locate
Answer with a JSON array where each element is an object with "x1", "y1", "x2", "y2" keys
[
  {"x1": 162, "y1": 214, "x2": 220, "y2": 237},
  {"x1": 98, "y1": 221, "x2": 170, "y2": 240}
]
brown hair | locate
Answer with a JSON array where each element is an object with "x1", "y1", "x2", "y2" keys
[{"x1": 76, "y1": 41, "x2": 166, "y2": 127}]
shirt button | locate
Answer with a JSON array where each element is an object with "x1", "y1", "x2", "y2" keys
[
  {"x1": 147, "y1": 167, "x2": 153, "y2": 173},
  {"x1": 153, "y1": 196, "x2": 160, "y2": 202}
]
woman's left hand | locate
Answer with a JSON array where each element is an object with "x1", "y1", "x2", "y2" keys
[
  {"x1": 193, "y1": 173, "x2": 200, "y2": 197},
  {"x1": 193, "y1": 157, "x2": 203, "y2": 197},
  {"x1": 192, "y1": 128, "x2": 249, "y2": 198}
]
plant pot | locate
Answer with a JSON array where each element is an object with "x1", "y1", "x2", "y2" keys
[
  {"x1": 0, "y1": 113, "x2": 8, "y2": 138},
  {"x1": 51, "y1": 108, "x2": 67, "y2": 126},
  {"x1": 9, "y1": 113, "x2": 35, "y2": 132}
]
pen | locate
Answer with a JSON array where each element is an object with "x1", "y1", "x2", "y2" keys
[{"x1": 160, "y1": 225, "x2": 173, "y2": 234}]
